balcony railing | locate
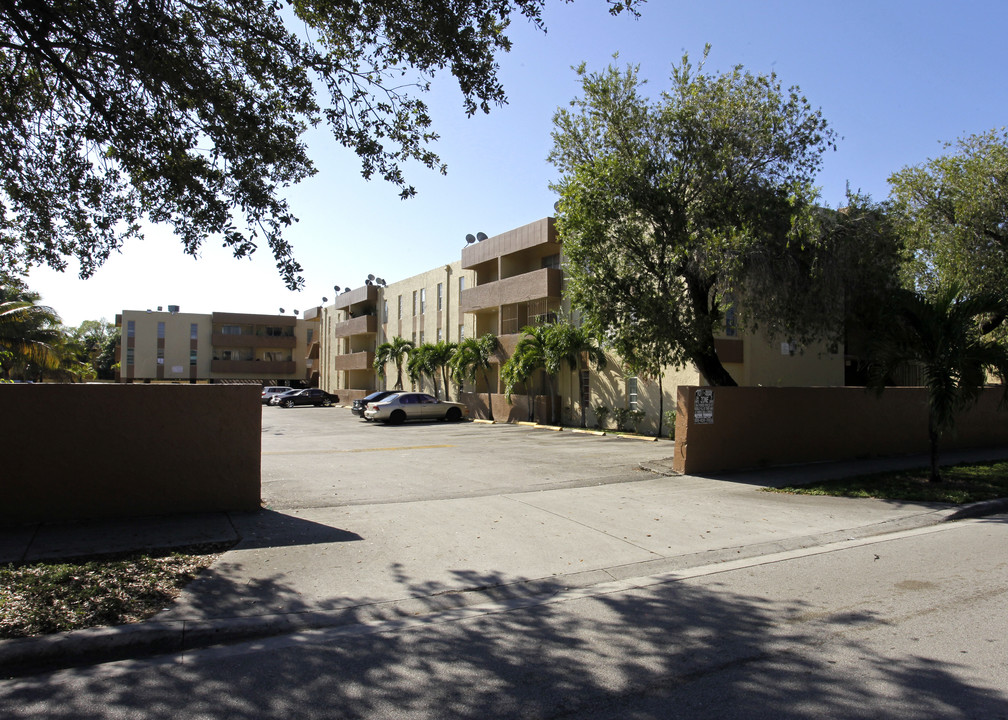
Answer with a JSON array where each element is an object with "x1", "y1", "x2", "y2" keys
[
  {"x1": 332, "y1": 351, "x2": 375, "y2": 371},
  {"x1": 460, "y1": 267, "x2": 561, "y2": 314},
  {"x1": 210, "y1": 359, "x2": 297, "y2": 375},
  {"x1": 332, "y1": 314, "x2": 377, "y2": 338},
  {"x1": 211, "y1": 333, "x2": 296, "y2": 349}
]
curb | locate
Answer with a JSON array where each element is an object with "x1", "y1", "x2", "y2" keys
[{"x1": 3, "y1": 497, "x2": 1005, "y2": 678}]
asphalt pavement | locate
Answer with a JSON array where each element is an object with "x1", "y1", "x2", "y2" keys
[{"x1": 3, "y1": 407, "x2": 1007, "y2": 676}]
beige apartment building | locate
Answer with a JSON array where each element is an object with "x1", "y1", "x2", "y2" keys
[
  {"x1": 319, "y1": 262, "x2": 477, "y2": 399},
  {"x1": 320, "y1": 216, "x2": 844, "y2": 433},
  {"x1": 117, "y1": 309, "x2": 316, "y2": 384}
]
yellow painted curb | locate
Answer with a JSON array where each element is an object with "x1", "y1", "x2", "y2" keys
[
  {"x1": 471, "y1": 419, "x2": 496, "y2": 424},
  {"x1": 570, "y1": 429, "x2": 607, "y2": 436}
]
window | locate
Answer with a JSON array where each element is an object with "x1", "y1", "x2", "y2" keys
[
  {"x1": 412, "y1": 331, "x2": 416, "y2": 345},
  {"x1": 306, "y1": 328, "x2": 313, "y2": 344},
  {"x1": 725, "y1": 303, "x2": 738, "y2": 337},
  {"x1": 459, "y1": 276, "x2": 465, "y2": 295},
  {"x1": 437, "y1": 328, "x2": 443, "y2": 342},
  {"x1": 458, "y1": 324, "x2": 465, "y2": 341},
  {"x1": 157, "y1": 346, "x2": 164, "y2": 364},
  {"x1": 222, "y1": 325, "x2": 242, "y2": 335},
  {"x1": 437, "y1": 283, "x2": 443, "y2": 311},
  {"x1": 190, "y1": 323, "x2": 198, "y2": 340},
  {"x1": 420, "y1": 288, "x2": 426, "y2": 314},
  {"x1": 412, "y1": 291, "x2": 417, "y2": 316},
  {"x1": 127, "y1": 320, "x2": 135, "y2": 338},
  {"x1": 126, "y1": 347, "x2": 134, "y2": 365},
  {"x1": 419, "y1": 330, "x2": 424, "y2": 345},
  {"x1": 157, "y1": 322, "x2": 165, "y2": 339},
  {"x1": 398, "y1": 295, "x2": 403, "y2": 320},
  {"x1": 628, "y1": 376, "x2": 639, "y2": 411},
  {"x1": 190, "y1": 349, "x2": 197, "y2": 366},
  {"x1": 383, "y1": 300, "x2": 388, "y2": 323}
]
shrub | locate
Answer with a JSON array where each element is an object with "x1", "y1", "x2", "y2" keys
[{"x1": 593, "y1": 404, "x2": 610, "y2": 430}]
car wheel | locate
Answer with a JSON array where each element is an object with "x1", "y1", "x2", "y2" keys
[
  {"x1": 389, "y1": 409, "x2": 406, "y2": 425},
  {"x1": 283, "y1": 399, "x2": 295, "y2": 408},
  {"x1": 321, "y1": 398, "x2": 332, "y2": 407},
  {"x1": 446, "y1": 407, "x2": 462, "y2": 422}
]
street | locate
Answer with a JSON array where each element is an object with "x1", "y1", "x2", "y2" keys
[{"x1": 2, "y1": 515, "x2": 1006, "y2": 719}]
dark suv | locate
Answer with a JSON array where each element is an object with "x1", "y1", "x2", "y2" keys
[{"x1": 352, "y1": 390, "x2": 397, "y2": 420}]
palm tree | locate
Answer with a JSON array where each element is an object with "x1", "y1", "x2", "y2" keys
[
  {"x1": 450, "y1": 333, "x2": 498, "y2": 419},
  {"x1": 0, "y1": 298, "x2": 62, "y2": 381},
  {"x1": 373, "y1": 336, "x2": 414, "y2": 390},
  {"x1": 502, "y1": 324, "x2": 549, "y2": 421},
  {"x1": 549, "y1": 322, "x2": 607, "y2": 427},
  {"x1": 407, "y1": 343, "x2": 436, "y2": 394},
  {"x1": 425, "y1": 340, "x2": 457, "y2": 399},
  {"x1": 868, "y1": 284, "x2": 1008, "y2": 482}
]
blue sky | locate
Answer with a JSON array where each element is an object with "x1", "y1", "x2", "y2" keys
[{"x1": 28, "y1": 0, "x2": 1008, "y2": 326}]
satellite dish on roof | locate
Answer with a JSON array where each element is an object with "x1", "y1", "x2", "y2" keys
[
  {"x1": 377, "y1": 278, "x2": 386, "y2": 286},
  {"x1": 554, "y1": 200, "x2": 560, "y2": 212},
  {"x1": 476, "y1": 232, "x2": 488, "y2": 242},
  {"x1": 293, "y1": 309, "x2": 299, "y2": 316},
  {"x1": 465, "y1": 233, "x2": 476, "y2": 244},
  {"x1": 279, "y1": 308, "x2": 285, "y2": 313},
  {"x1": 322, "y1": 296, "x2": 328, "y2": 303},
  {"x1": 368, "y1": 274, "x2": 375, "y2": 281}
]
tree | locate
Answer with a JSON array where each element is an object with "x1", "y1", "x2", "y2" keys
[
  {"x1": 889, "y1": 128, "x2": 1008, "y2": 336},
  {"x1": 406, "y1": 342, "x2": 435, "y2": 394},
  {"x1": 501, "y1": 320, "x2": 603, "y2": 424},
  {"x1": 0, "y1": 1, "x2": 639, "y2": 289},
  {"x1": 0, "y1": 278, "x2": 61, "y2": 381},
  {"x1": 450, "y1": 333, "x2": 499, "y2": 419},
  {"x1": 68, "y1": 319, "x2": 118, "y2": 380},
  {"x1": 549, "y1": 49, "x2": 846, "y2": 387},
  {"x1": 867, "y1": 284, "x2": 1008, "y2": 483},
  {"x1": 426, "y1": 340, "x2": 458, "y2": 400},
  {"x1": 374, "y1": 336, "x2": 414, "y2": 390}
]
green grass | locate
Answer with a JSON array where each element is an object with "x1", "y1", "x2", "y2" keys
[
  {"x1": 0, "y1": 544, "x2": 229, "y2": 639},
  {"x1": 769, "y1": 460, "x2": 1008, "y2": 504}
]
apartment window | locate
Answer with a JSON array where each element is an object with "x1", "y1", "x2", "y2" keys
[
  {"x1": 190, "y1": 323, "x2": 198, "y2": 340},
  {"x1": 190, "y1": 349, "x2": 197, "y2": 366},
  {"x1": 420, "y1": 288, "x2": 426, "y2": 314},
  {"x1": 628, "y1": 376, "x2": 639, "y2": 411},
  {"x1": 419, "y1": 330, "x2": 424, "y2": 345},
  {"x1": 725, "y1": 304, "x2": 738, "y2": 337},
  {"x1": 307, "y1": 328, "x2": 313, "y2": 344},
  {"x1": 157, "y1": 322, "x2": 165, "y2": 339},
  {"x1": 127, "y1": 320, "x2": 135, "y2": 338},
  {"x1": 398, "y1": 295, "x2": 403, "y2": 320},
  {"x1": 126, "y1": 347, "x2": 134, "y2": 365},
  {"x1": 459, "y1": 276, "x2": 465, "y2": 295},
  {"x1": 437, "y1": 283, "x2": 443, "y2": 311},
  {"x1": 222, "y1": 325, "x2": 242, "y2": 335},
  {"x1": 412, "y1": 331, "x2": 416, "y2": 345},
  {"x1": 437, "y1": 328, "x2": 443, "y2": 342},
  {"x1": 383, "y1": 300, "x2": 388, "y2": 323},
  {"x1": 157, "y1": 346, "x2": 164, "y2": 365},
  {"x1": 412, "y1": 291, "x2": 417, "y2": 316},
  {"x1": 459, "y1": 324, "x2": 465, "y2": 341}
]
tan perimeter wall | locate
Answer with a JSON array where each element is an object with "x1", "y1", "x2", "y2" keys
[
  {"x1": 673, "y1": 386, "x2": 1008, "y2": 475},
  {"x1": 2, "y1": 385, "x2": 262, "y2": 524}
]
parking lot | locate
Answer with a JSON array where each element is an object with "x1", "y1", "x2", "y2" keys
[{"x1": 261, "y1": 404, "x2": 678, "y2": 510}]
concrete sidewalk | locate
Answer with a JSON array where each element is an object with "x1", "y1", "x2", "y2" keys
[{"x1": 3, "y1": 447, "x2": 1008, "y2": 675}]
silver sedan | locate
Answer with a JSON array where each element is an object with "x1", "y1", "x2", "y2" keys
[{"x1": 364, "y1": 392, "x2": 469, "y2": 424}]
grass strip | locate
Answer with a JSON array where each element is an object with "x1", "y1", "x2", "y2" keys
[
  {"x1": 767, "y1": 460, "x2": 1008, "y2": 504},
  {"x1": 0, "y1": 543, "x2": 229, "y2": 639}
]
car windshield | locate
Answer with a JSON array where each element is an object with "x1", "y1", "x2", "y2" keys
[{"x1": 364, "y1": 391, "x2": 388, "y2": 401}]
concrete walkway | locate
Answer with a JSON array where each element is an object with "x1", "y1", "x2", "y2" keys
[{"x1": 3, "y1": 442, "x2": 1007, "y2": 676}]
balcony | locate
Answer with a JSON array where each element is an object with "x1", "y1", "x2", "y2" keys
[
  {"x1": 332, "y1": 351, "x2": 375, "y2": 371},
  {"x1": 212, "y1": 333, "x2": 296, "y2": 349},
  {"x1": 460, "y1": 268, "x2": 561, "y2": 314},
  {"x1": 333, "y1": 285, "x2": 379, "y2": 311},
  {"x1": 461, "y1": 217, "x2": 557, "y2": 269},
  {"x1": 211, "y1": 359, "x2": 296, "y2": 375},
  {"x1": 332, "y1": 314, "x2": 377, "y2": 338}
]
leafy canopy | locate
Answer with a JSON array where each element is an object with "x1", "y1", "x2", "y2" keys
[
  {"x1": 0, "y1": 0, "x2": 639, "y2": 289},
  {"x1": 549, "y1": 48, "x2": 856, "y2": 386}
]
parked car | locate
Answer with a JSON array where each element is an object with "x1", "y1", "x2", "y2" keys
[
  {"x1": 352, "y1": 390, "x2": 397, "y2": 419},
  {"x1": 364, "y1": 392, "x2": 468, "y2": 424},
  {"x1": 273, "y1": 388, "x2": 339, "y2": 408},
  {"x1": 261, "y1": 386, "x2": 291, "y2": 405}
]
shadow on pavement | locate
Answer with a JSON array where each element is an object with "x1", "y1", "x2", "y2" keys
[{"x1": 228, "y1": 509, "x2": 364, "y2": 550}]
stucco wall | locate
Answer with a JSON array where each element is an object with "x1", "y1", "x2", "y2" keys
[
  {"x1": 673, "y1": 385, "x2": 1008, "y2": 475},
  {"x1": 2, "y1": 385, "x2": 262, "y2": 524}
]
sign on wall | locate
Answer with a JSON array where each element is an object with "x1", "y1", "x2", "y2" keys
[{"x1": 694, "y1": 388, "x2": 714, "y2": 424}]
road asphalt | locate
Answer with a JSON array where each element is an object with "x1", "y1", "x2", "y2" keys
[{"x1": 3, "y1": 418, "x2": 1007, "y2": 678}]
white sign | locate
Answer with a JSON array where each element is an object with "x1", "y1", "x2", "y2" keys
[
  {"x1": 694, "y1": 389, "x2": 714, "y2": 424},
  {"x1": 171, "y1": 366, "x2": 184, "y2": 373}
]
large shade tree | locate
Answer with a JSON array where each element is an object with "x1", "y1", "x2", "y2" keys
[
  {"x1": 548, "y1": 49, "x2": 873, "y2": 387},
  {"x1": 0, "y1": 0, "x2": 639, "y2": 289},
  {"x1": 889, "y1": 128, "x2": 1008, "y2": 337}
]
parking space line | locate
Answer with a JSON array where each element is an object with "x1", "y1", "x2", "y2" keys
[{"x1": 263, "y1": 445, "x2": 454, "y2": 455}]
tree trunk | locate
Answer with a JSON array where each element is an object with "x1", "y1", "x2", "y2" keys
[
  {"x1": 928, "y1": 412, "x2": 942, "y2": 483},
  {"x1": 482, "y1": 371, "x2": 494, "y2": 421},
  {"x1": 657, "y1": 373, "x2": 664, "y2": 438},
  {"x1": 692, "y1": 349, "x2": 738, "y2": 387}
]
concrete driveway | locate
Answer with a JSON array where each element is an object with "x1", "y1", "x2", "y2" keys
[{"x1": 261, "y1": 405, "x2": 678, "y2": 509}]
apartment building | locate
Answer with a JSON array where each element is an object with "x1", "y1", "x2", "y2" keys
[
  {"x1": 117, "y1": 308, "x2": 315, "y2": 384},
  {"x1": 319, "y1": 262, "x2": 476, "y2": 400},
  {"x1": 319, "y1": 216, "x2": 844, "y2": 432}
]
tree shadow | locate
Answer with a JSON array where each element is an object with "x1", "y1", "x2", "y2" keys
[{"x1": 3, "y1": 561, "x2": 1005, "y2": 719}]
